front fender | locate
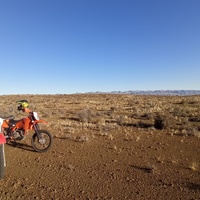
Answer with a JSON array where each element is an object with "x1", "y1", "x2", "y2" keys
[
  {"x1": 0, "y1": 133, "x2": 6, "y2": 144},
  {"x1": 33, "y1": 119, "x2": 48, "y2": 125}
]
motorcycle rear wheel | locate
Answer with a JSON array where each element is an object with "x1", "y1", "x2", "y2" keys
[
  {"x1": 0, "y1": 144, "x2": 5, "y2": 180},
  {"x1": 31, "y1": 130, "x2": 53, "y2": 153}
]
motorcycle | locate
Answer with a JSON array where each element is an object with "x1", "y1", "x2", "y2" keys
[
  {"x1": 1, "y1": 110, "x2": 53, "y2": 153},
  {"x1": 0, "y1": 119, "x2": 6, "y2": 180}
]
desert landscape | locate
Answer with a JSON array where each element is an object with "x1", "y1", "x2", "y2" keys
[{"x1": 0, "y1": 94, "x2": 199, "y2": 200}]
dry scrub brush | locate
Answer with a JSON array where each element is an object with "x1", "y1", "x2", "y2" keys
[{"x1": 0, "y1": 94, "x2": 200, "y2": 139}]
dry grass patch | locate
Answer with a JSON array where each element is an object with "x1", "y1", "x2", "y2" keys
[{"x1": 188, "y1": 162, "x2": 199, "y2": 171}]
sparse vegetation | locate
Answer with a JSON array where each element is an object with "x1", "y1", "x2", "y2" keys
[{"x1": 0, "y1": 94, "x2": 200, "y2": 139}]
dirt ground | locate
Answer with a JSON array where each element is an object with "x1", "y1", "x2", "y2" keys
[{"x1": 0, "y1": 94, "x2": 199, "y2": 200}]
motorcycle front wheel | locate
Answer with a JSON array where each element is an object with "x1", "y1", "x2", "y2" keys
[
  {"x1": 0, "y1": 144, "x2": 5, "y2": 180},
  {"x1": 31, "y1": 130, "x2": 53, "y2": 153}
]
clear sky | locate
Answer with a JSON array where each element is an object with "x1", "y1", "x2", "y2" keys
[{"x1": 0, "y1": 0, "x2": 200, "y2": 94}]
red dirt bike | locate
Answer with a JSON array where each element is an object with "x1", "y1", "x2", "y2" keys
[
  {"x1": 1, "y1": 111, "x2": 53, "y2": 153},
  {"x1": 0, "y1": 119, "x2": 6, "y2": 180}
]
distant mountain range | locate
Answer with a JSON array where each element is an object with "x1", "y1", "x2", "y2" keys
[{"x1": 89, "y1": 90, "x2": 200, "y2": 96}]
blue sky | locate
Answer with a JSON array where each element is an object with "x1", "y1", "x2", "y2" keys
[{"x1": 0, "y1": 0, "x2": 200, "y2": 94}]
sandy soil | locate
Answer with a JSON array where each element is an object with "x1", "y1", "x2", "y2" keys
[{"x1": 0, "y1": 94, "x2": 200, "y2": 200}]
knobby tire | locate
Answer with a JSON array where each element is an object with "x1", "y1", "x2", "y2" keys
[{"x1": 31, "y1": 130, "x2": 53, "y2": 153}]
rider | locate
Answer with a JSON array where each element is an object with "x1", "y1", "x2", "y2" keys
[
  {"x1": 16, "y1": 100, "x2": 32, "y2": 135},
  {"x1": 17, "y1": 100, "x2": 30, "y2": 114}
]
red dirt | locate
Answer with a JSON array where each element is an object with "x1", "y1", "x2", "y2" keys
[{"x1": 0, "y1": 128, "x2": 199, "y2": 200}]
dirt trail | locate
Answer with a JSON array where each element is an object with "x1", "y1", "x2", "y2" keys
[{"x1": 0, "y1": 128, "x2": 200, "y2": 200}]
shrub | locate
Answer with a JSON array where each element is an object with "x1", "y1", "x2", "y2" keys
[{"x1": 154, "y1": 116, "x2": 165, "y2": 130}]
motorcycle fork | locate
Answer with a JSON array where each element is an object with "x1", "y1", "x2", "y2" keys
[{"x1": 33, "y1": 123, "x2": 42, "y2": 140}]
